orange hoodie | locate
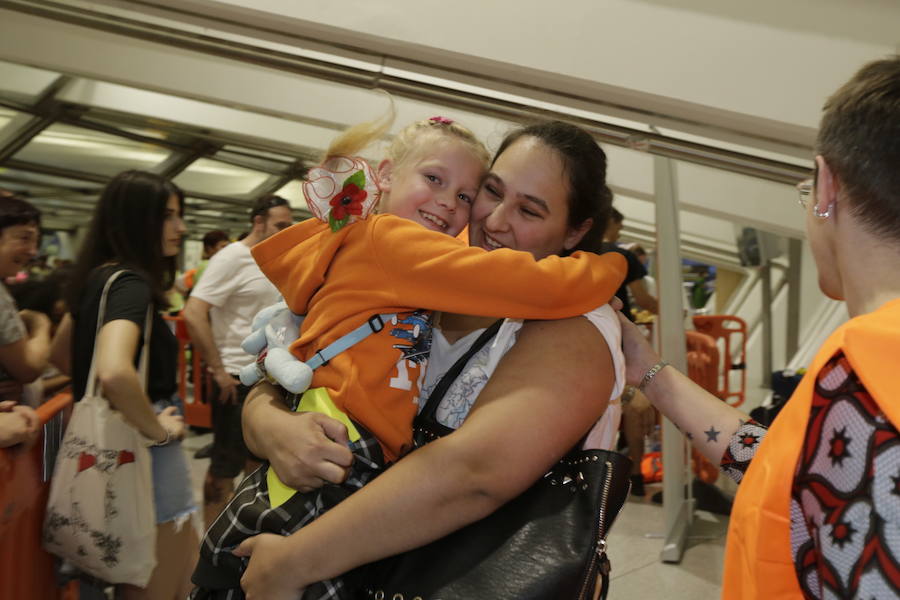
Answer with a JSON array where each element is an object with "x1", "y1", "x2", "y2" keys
[
  {"x1": 722, "y1": 298, "x2": 900, "y2": 599},
  {"x1": 253, "y1": 213, "x2": 626, "y2": 460}
]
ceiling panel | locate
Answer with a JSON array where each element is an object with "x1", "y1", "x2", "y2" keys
[
  {"x1": 173, "y1": 158, "x2": 271, "y2": 196},
  {"x1": 14, "y1": 122, "x2": 171, "y2": 176}
]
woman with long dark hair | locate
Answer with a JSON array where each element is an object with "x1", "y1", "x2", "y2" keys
[{"x1": 53, "y1": 170, "x2": 197, "y2": 598}]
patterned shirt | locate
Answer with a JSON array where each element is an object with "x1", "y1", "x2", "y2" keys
[
  {"x1": 721, "y1": 352, "x2": 900, "y2": 598},
  {"x1": 0, "y1": 283, "x2": 26, "y2": 383}
]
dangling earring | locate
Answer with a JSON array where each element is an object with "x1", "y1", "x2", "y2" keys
[{"x1": 813, "y1": 202, "x2": 833, "y2": 219}]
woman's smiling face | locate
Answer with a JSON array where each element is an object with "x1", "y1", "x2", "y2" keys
[
  {"x1": 0, "y1": 222, "x2": 39, "y2": 278},
  {"x1": 468, "y1": 136, "x2": 586, "y2": 260}
]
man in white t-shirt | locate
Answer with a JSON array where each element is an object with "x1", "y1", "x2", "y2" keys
[{"x1": 183, "y1": 195, "x2": 293, "y2": 526}]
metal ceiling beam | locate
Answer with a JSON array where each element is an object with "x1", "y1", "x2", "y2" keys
[
  {"x1": 0, "y1": 0, "x2": 811, "y2": 185},
  {"x1": 247, "y1": 160, "x2": 307, "y2": 199},
  {"x1": 154, "y1": 141, "x2": 220, "y2": 179},
  {"x1": 0, "y1": 114, "x2": 55, "y2": 162},
  {"x1": 0, "y1": 96, "x2": 308, "y2": 179},
  {"x1": 3, "y1": 158, "x2": 109, "y2": 184},
  {"x1": 0, "y1": 75, "x2": 73, "y2": 162}
]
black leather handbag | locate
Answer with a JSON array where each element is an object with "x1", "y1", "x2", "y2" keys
[{"x1": 362, "y1": 321, "x2": 632, "y2": 600}]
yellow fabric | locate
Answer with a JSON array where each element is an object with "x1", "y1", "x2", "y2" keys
[
  {"x1": 722, "y1": 298, "x2": 900, "y2": 599},
  {"x1": 267, "y1": 387, "x2": 361, "y2": 507},
  {"x1": 252, "y1": 213, "x2": 626, "y2": 461}
]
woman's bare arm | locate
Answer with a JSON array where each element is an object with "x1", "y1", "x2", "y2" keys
[
  {"x1": 617, "y1": 312, "x2": 749, "y2": 464},
  {"x1": 236, "y1": 316, "x2": 614, "y2": 597},
  {"x1": 49, "y1": 313, "x2": 72, "y2": 375},
  {"x1": 94, "y1": 320, "x2": 178, "y2": 443}
]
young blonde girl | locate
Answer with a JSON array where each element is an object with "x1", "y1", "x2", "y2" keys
[{"x1": 191, "y1": 115, "x2": 626, "y2": 600}]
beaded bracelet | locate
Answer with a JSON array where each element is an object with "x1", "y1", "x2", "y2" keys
[{"x1": 638, "y1": 360, "x2": 669, "y2": 391}]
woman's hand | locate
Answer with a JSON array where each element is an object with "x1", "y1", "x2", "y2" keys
[
  {"x1": 243, "y1": 383, "x2": 353, "y2": 491},
  {"x1": 0, "y1": 401, "x2": 39, "y2": 448},
  {"x1": 615, "y1": 312, "x2": 661, "y2": 386},
  {"x1": 156, "y1": 406, "x2": 186, "y2": 442},
  {"x1": 270, "y1": 412, "x2": 353, "y2": 492},
  {"x1": 234, "y1": 534, "x2": 307, "y2": 600}
]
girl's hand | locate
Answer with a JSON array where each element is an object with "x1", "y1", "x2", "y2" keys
[
  {"x1": 234, "y1": 534, "x2": 307, "y2": 600},
  {"x1": 615, "y1": 311, "x2": 661, "y2": 386}
]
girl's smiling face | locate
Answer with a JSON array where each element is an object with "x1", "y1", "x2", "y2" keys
[{"x1": 378, "y1": 137, "x2": 484, "y2": 237}]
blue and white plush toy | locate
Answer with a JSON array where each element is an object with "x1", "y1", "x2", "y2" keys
[{"x1": 238, "y1": 301, "x2": 311, "y2": 394}]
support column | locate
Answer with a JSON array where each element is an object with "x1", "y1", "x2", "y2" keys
[
  {"x1": 785, "y1": 238, "x2": 803, "y2": 358},
  {"x1": 653, "y1": 155, "x2": 692, "y2": 563},
  {"x1": 760, "y1": 260, "x2": 773, "y2": 388}
]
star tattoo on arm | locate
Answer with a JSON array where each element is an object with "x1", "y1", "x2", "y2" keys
[{"x1": 704, "y1": 426, "x2": 720, "y2": 443}]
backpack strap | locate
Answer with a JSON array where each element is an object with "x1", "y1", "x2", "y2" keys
[{"x1": 305, "y1": 312, "x2": 397, "y2": 371}]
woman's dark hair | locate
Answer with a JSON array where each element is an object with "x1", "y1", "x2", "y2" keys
[
  {"x1": 9, "y1": 265, "x2": 71, "y2": 323},
  {"x1": 493, "y1": 121, "x2": 611, "y2": 254},
  {"x1": 68, "y1": 170, "x2": 184, "y2": 308},
  {"x1": 0, "y1": 195, "x2": 41, "y2": 234}
]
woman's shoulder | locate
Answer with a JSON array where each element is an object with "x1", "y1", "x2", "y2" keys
[
  {"x1": 582, "y1": 304, "x2": 621, "y2": 334},
  {"x1": 77, "y1": 266, "x2": 151, "y2": 311}
]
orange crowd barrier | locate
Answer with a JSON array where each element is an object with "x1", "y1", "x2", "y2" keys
[
  {"x1": 165, "y1": 315, "x2": 212, "y2": 429},
  {"x1": 641, "y1": 330, "x2": 722, "y2": 484},
  {"x1": 692, "y1": 314, "x2": 748, "y2": 407},
  {"x1": 0, "y1": 392, "x2": 78, "y2": 600},
  {"x1": 685, "y1": 330, "x2": 722, "y2": 484}
]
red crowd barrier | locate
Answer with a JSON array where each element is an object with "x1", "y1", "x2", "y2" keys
[
  {"x1": 0, "y1": 392, "x2": 78, "y2": 600},
  {"x1": 165, "y1": 315, "x2": 212, "y2": 429}
]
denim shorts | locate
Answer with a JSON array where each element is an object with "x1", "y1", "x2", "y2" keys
[{"x1": 151, "y1": 395, "x2": 197, "y2": 525}]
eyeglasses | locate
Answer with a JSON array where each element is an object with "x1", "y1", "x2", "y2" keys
[
  {"x1": 797, "y1": 164, "x2": 818, "y2": 209},
  {"x1": 797, "y1": 179, "x2": 813, "y2": 209}
]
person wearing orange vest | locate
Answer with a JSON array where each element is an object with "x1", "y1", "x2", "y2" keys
[{"x1": 616, "y1": 56, "x2": 900, "y2": 599}]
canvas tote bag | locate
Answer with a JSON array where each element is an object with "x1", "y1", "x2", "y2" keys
[{"x1": 43, "y1": 270, "x2": 157, "y2": 586}]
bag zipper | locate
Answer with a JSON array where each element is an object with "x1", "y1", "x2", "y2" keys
[{"x1": 577, "y1": 459, "x2": 615, "y2": 600}]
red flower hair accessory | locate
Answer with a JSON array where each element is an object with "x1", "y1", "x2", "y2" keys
[
  {"x1": 429, "y1": 116, "x2": 454, "y2": 125},
  {"x1": 302, "y1": 156, "x2": 381, "y2": 232}
]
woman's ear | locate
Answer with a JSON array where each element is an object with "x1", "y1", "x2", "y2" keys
[
  {"x1": 377, "y1": 159, "x2": 393, "y2": 194},
  {"x1": 564, "y1": 217, "x2": 593, "y2": 251},
  {"x1": 814, "y1": 155, "x2": 839, "y2": 217}
]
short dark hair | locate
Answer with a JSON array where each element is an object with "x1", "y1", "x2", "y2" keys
[
  {"x1": 202, "y1": 229, "x2": 230, "y2": 251},
  {"x1": 0, "y1": 195, "x2": 41, "y2": 234},
  {"x1": 609, "y1": 207, "x2": 624, "y2": 224},
  {"x1": 817, "y1": 55, "x2": 900, "y2": 242},
  {"x1": 494, "y1": 121, "x2": 611, "y2": 255},
  {"x1": 250, "y1": 194, "x2": 289, "y2": 222},
  {"x1": 68, "y1": 170, "x2": 184, "y2": 308}
]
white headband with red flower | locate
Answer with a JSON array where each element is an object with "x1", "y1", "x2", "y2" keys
[{"x1": 302, "y1": 156, "x2": 381, "y2": 232}]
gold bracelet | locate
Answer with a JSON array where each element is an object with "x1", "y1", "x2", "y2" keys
[{"x1": 638, "y1": 360, "x2": 669, "y2": 391}]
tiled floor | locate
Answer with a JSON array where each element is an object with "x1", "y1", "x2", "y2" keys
[
  {"x1": 181, "y1": 432, "x2": 728, "y2": 599},
  {"x1": 606, "y1": 486, "x2": 727, "y2": 598}
]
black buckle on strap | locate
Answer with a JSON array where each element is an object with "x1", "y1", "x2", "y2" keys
[{"x1": 368, "y1": 314, "x2": 386, "y2": 333}]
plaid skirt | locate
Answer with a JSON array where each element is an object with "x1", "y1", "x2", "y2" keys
[{"x1": 190, "y1": 427, "x2": 385, "y2": 600}]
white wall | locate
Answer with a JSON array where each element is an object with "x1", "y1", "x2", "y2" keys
[{"x1": 141, "y1": 0, "x2": 900, "y2": 150}]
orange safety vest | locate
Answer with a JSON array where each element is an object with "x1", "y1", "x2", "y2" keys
[{"x1": 722, "y1": 298, "x2": 900, "y2": 599}]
